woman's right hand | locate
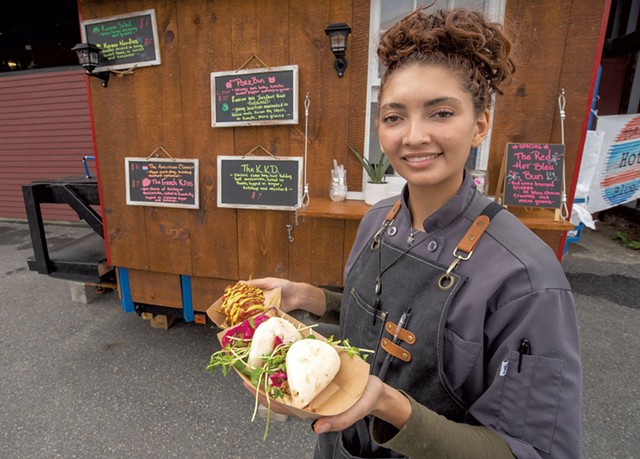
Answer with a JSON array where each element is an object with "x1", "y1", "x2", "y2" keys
[{"x1": 247, "y1": 277, "x2": 326, "y2": 317}]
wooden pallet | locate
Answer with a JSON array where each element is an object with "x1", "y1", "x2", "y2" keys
[{"x1": 141, "y1": 312, "x2": 175, "y2": 330}]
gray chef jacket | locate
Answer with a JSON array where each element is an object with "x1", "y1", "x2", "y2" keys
[{"x1": 331, "y1": 172, "x2": 582, "y2": 458}]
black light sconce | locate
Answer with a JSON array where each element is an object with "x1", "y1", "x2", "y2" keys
[
  {"x1": 325, "y1": 23, "x2": 352, "y2": 78},
  {"x1": 71, "y1": 42, "x2": 109, "y2": 87}
]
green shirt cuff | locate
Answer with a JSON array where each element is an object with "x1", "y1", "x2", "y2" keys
[
  {"x1": 371, "y1": 393, "x2": 514, "y2": 459},
  {"x1": 318, "y1": 288, "x2": 341, "y2": 325}
]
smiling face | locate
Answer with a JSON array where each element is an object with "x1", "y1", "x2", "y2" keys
[{"x1": 377, "y1": 63, "x2": 490, "y2": 206}]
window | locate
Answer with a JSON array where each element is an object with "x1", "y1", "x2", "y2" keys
[
  {"x1": 363, "y1": 0, "x2": 506, "y2": 193},
  {"x1": 0, "y1": 0, "x2": 80, "y2": 73}
]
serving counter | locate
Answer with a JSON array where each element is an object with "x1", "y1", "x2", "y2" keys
[{"x1": 298, "y1": 198, "x2": 574, "y2": 231}]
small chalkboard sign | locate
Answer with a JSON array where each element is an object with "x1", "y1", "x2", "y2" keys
[
  {"x1": 81, "y1": 9, "x2": 161, "y2": 72},
  {"x1": 211, "y1": 65, "x2": 298, "y2": 127},
  {"x1": 503, "y1": 143, "x2": 564, "y2": 208},
  {"x1": 217, "y1": 156, "x2": 303, "y2": 210},
  {"x1": 125, "y1": 158, "x2": 199, "y2": 209}
]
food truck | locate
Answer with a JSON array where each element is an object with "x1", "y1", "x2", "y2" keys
[{"x1": 11, "y1": 0, "x2": 610, "y2": 325}]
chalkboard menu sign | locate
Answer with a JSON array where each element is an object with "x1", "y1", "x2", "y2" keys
[
  {"x1": 503, "y1": 143, "x2": 564, "y2": 208},
  {"x1": 81, "y1": 9, "x2": 161, "y2": 72},
  {"x1": 125, "y1": 158, "x2": 199, "y2": 209},
  {"x1": 217, "y1": 156, "x2": 303, "y2": 210},
  {"x1": 211, "y1": 65, "x2": 298, "y2": 127}
]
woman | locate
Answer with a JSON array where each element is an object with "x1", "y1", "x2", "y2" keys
[{"x1": 251, "y1": 7, "x2": 581, "y2": 459}]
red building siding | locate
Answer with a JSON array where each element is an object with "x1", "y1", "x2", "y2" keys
[{"x1": 0, "y1": 68, "x2": 95, "y2": 221}]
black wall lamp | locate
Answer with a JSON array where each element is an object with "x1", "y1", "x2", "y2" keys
[
  {"x1": 325, "y1": 23, "x2": 351, "y2": 78},
  {"x1": 71, "y1": 43, "x2": 109, "y2": 87}
]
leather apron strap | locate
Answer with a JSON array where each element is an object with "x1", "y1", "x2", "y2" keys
[{"x1": 438, "y1": 201, "x2": 503, "y2": 290}]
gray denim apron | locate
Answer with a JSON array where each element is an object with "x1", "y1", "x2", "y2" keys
[{"x1": 314, "y1": 200, "x2": 501, "y2": 459}]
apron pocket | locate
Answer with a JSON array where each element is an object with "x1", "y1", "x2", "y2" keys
[
  {"x1": 344, "y1": 288, "x2": 386, "y2": 351},
  {"x1": 497, "y1": 350, "x2": 563, "y2": 454}
]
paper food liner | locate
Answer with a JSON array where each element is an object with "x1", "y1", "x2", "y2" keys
[
  {"x1": 207, "y1": 286, "x2": 282, "y2": 329},
  {"x1": 206, "y1": 288, "x2": 370, "y2": 419}
]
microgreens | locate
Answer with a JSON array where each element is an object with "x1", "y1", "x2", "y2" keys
[
  {"x1": 326, "y1": 337, "x2": 372, "y2": 361},
  {"x1": 206, "y1": 323, "x2": 373, "y2": 441}
]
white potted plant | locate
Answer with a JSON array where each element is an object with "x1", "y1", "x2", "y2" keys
[{"x1": 349, "y1": 145, "x2": 391, "y2": 205}]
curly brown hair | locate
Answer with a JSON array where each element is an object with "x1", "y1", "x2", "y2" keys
[{"x1": 377, "y1": 7, "x2": 516, "y2": 115}]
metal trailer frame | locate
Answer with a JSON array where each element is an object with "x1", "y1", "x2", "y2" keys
[{"x1": 21, "y1": 176, "x2": 115, "y2": 285}]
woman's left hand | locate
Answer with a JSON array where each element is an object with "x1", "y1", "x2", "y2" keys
[{"x1": 312, "y1": 375, "x2": 411, "y2": 434}]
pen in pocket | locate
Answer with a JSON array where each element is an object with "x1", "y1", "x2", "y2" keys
[{"x1": 517, "y1": 338, "x2": 531, "y2": 373}]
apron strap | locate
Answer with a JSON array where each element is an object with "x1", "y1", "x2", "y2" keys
[
  {"x1": 372, "y1": 198, "x2": 504, "y2": 290},
  {"x1": 371, "y1": 199, "x2": 403, "y2": 250},
  {"x1": 439, "y1": 201, "x2": 503, "y2": 290},
  {"x1": 455, "y1": 201, "x2": 503, "y2": 255},
  {"x1": 385, "y1": 199, "x2": 403, "y2": 222}
]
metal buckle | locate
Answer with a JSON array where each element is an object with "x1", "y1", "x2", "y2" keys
[
  {"x1": 370, "y1": 220, "x2": 392, "y2": 251},
  {"x1": 438, "y1": 252, "x2": 464, "y2": 291}
]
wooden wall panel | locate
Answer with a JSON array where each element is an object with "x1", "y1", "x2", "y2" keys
[
  {"x1": 232, "y1": 0, "x2": 291, "y2": 280},
  {"x1": 135, "y1": 1, "x2": 190, "y2": 275},
  {"x1": 488, "y1": 0, "x2": 571, "y2": 253},
  {"x1": 290, "y1": 0, "x2": 353, "y2": 199},
  {"x1": 346, "y1": 0, "x2": 371, "y2": 190},
  {"x1": 175, "y1": 0, "x2": 238, "y2": 280},
  {"x1": 85, "y1": 0, "x2": 150, "y2": 270},
  {"x1": 81, "y1": 0, "x2": 187, "y2": 323},
  {"x1": 288, "y1": 217, "x2": 346, "y2": 286},
  {"x1": 238, "y1": 210, "x2": 290, "y2": 279},
  {"x1": 86, "y1": 1, "x2": 192, "y2": 275},
  {"x1": 490, "y1": 0, "x2": 607, "y2": 194},
  {"x1": 283, "y1": 0, "x2": 358, "y2": 287},
  {"x1": 489, "y1": 0, "x2": 571, "y2": 191},
  {"x1": 145, "y1": 206, "x2": 192, "y2": 274},
  {"x1": 129, "y1": 269, "x2": 182, "y2": 308},
  {"x1": 191, "y1": 276, "x2": 232, "y2": 312}
]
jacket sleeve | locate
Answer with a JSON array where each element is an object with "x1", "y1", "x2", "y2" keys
[
  {"x1": 371, "y1": 393, "x2": 515, "y2": 458},
  {"x1": 373, "y1": 287, "x2": 581, "y2": 459},
  {"x1": 468, "y1": 288, "x2": 582, "y2": 458}
]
